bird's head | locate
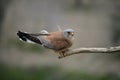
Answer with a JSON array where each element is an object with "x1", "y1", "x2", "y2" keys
[{"x1": 63, "y1": 29, "x2": 74, "y2": 40}]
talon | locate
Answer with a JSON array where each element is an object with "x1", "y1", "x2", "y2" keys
[{"x1": 58, "y1": 52, "x2": 66, "y2": 59}]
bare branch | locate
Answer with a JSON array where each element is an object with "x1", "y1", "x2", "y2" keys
[{"x1": 59, "y1": 46, "x2": 120, "y2": 59}]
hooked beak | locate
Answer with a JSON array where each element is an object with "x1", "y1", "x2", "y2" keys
[{"x1": 70, "y1": 32, "x2": 74, "y2": 36}]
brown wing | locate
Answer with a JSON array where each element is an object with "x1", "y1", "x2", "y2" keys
[{"x1": 45, "y1": 31, "x2": 71, "y2": 51}]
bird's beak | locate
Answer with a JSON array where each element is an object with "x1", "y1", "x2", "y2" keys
[{"x1": 70, "y1": 32, "x2": 74, "y2": 36}]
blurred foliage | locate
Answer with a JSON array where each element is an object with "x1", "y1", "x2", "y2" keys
[
  {"x1": 6, "y1": 39, "x2": 46, "y2": 53},
  {"x1": 0, "y1": 65, "x2": 120, "y2": 80}
]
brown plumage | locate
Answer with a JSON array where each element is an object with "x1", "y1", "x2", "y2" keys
[{"x1": 45, "y1": 32, "x2": 72, "y2": 51}]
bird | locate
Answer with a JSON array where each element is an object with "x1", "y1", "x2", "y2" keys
[{"x1": 17, "y1": 28, "x2": 75, "y2": 58}]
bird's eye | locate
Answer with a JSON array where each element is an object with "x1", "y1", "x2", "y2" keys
[
  {"x1": 68, "y1": 32, "x2": 74, "y2": 37},
  {"x1": 68, "y1": 32, "x2": 70, "y2": 34}
]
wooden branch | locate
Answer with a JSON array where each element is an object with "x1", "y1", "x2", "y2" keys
[{"x1": 59, "y1": 46, "x2": 120, "y2": 59}]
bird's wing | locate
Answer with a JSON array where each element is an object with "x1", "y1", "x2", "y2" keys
[
  {"x1": 57, "y1": 25, "x2": 62, "y2": 31},
  {"x1": 29, "y1": 30, "x2": 50, "y2": 36},
  {"x1": 43, "y1": 32, "x2": 71, "y2": 51},
  {"x1": 29, "y1": 33, "x2": 50, "y2": 36}
]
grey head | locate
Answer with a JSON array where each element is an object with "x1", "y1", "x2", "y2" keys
[{"x1": 63, "y1": 29, "x2": 74, "y2": 39}]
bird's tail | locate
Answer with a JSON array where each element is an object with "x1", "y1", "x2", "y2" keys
[{"x1": 17, "y1": 31, "x2": 42, "y2": 44}]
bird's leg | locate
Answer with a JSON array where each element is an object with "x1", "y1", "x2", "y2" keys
[
  {"x1": 58, "y1": 52, "x2": 65, "y2": 59},
  {"x1": 58, "y1": 49, "x2": 69, "y2": 59}
]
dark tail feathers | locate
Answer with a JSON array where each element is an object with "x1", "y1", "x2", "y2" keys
[{"x1": 17, "y1": 31, "x2": 42, "y2": 44}]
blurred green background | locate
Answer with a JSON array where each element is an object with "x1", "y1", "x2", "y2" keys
[{"x1": 0, "y1": 0, "x2": 120, "y2": 80}]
